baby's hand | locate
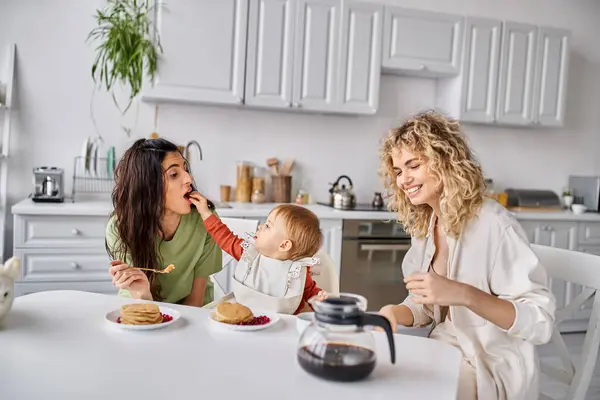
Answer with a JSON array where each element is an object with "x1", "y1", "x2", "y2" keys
[
  {"x1": 188, "y1": 192, "x2": 212, "y2": 220},
  {"x1": 314, "y1": 291, "x2": 329, "y2": 301}
]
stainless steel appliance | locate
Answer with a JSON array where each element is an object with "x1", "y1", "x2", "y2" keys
[
  {"x1": 327, "y1": 175, "x2": 356, "y2": 209},
  {"x1": 32, "y1": 166, "x2": 64, "y2": 203},
  {"x1": 568, "y1": 175, "x2": 600, "y2": 211},
  {"x1": 504, "y1": 189, "x2": 561, "y2": 208},
  {"x1": 340, "y1": 219, "x2": 410, "y2": 311}
]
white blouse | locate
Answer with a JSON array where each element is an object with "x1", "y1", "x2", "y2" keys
[{"x1": 400, "y1": 199, "x2": 556, "y2": 400}]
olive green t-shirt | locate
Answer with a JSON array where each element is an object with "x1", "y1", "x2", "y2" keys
[{"x1": 105, "y1": 211, "x2": 222, "y2": 305}]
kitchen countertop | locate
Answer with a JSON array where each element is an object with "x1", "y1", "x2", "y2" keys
[
  {"x1": 10, "y1": 198, "x2": 397, "y2": 220},
  {"x1": 11, "y1": 198, "x2": 600, "y2": 222}
]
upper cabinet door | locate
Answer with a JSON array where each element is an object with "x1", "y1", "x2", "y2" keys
[
  {"x1": 496, "y1": 22, "x2": 538, "y2": 125},
  {"x1": 460, "y1": 17, "x2": 502, "y2": 123},
  {"x1": 533, "y1": 27, "x2": 570, "y2": 127},
  {"x1": 292, "y1": 0, "x2": 341, "y2": 111},
  {"x1": 382, "y1": 7, "x2": 463, "y2": 77},
  {"x1": 245, "y1": 0, "x2": 296, "y2": 109},
  {"x1": 144, "y1": 0, "x2": 249, "y2": 105},
  {"x1": 337, "y1": 1, "x2": 383, "y2": 114}
]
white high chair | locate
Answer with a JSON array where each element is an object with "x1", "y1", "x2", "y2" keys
[
  {"x1": 531, "y1": 244, "x2": 600, "y2": 400},
  {"x1": 309, "y1": 250, "x2": 340, "y2": 295},
  {"x1": 208, "y1": 217, "x2": 259, "y2": 305},
  {"x1": 204, "y1": 216, "x2": 341, "y2": 309}
]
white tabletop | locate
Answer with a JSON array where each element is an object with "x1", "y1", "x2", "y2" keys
[{"x1": 1, "y1": 291, "x2": 461, "y2": 400}]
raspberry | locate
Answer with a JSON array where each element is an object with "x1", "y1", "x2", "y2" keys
[
  {"x1": 117, "y1": 317, "x2": 121, "y2": 323},
  {"x1": 238, "y1": 315, "x2": 271, "y2": 326},
  {"x1": 161, "y1": 313, "x2": 173, "y2": 323}
]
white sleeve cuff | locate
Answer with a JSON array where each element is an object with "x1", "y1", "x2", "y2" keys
[{"x1": 402, "y1": 297, "x2": 432, "y2": 328}]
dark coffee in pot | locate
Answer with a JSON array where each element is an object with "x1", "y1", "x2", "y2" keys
[{"x1": 297, "y1": 343, "x2": 376, "y2": 382}]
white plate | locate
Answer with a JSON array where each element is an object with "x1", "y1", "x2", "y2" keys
[
  {"x1": 208, "y1": 309, "x2": 280, "y2": 332},
  {"x1": 105, "y1": 306, "x2": 181, "y2": 331}
]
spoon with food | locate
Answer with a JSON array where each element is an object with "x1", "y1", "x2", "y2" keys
[{"x1": 133, "y1": 264, "x2": 175, "y2": 274}]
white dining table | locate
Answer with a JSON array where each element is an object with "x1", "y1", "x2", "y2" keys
[{"x1": 1, "y1": 291, "x2": 461, "y2": 400}]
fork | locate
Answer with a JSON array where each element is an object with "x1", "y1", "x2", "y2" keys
[{"x1": 133, "y1": 264, "x2": 175, "y2": 274}]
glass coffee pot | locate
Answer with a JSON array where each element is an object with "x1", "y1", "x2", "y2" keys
[{"x1": 296, "y1": 294, "x2": 396, "y2": 382}]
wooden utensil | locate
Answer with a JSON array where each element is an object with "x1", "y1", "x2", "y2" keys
[
  {"x1": 281, "y1": 158, "x2": 295, "y2": 176},
  {"x1": 134, "y1": 264, "x2": 175, "y2": 274},
  {"x1": 267, "y1": 157, "x2": 280, "y2": 176}
]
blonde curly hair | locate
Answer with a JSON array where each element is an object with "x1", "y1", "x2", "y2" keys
[{"x1": 379, "y1": 110, "x2": 486, "y2": 239}]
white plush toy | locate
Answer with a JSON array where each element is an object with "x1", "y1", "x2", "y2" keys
[{"x1": 0, "y1": 257, "x2": 21, "y2": 324}]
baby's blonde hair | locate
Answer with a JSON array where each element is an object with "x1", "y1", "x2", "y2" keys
[
  {"x1": 379, "y1": 110, "x2": 486, "y2": 238},
  {"x1": 272, "y1": 204, "x2": 322, "y2": 260}
]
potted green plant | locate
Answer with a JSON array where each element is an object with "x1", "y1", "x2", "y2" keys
[
  {"x1": 562, "y1": 189, "x2": 574, "y2": 208},
  {"x1": 87, "y1": 0, "x2": 163, "y2": 116}
]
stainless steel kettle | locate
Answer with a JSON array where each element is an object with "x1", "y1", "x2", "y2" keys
[{"x1": 329, "y1": 175, "x2": 356, "y2": 209}]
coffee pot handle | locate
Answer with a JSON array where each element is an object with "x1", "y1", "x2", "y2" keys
[{"x1": 359, "y1": 313, "x2": 396, "y2": 364}]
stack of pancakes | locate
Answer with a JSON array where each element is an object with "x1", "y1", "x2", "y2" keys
[
  {"x1": 119, "y1": 303, "x2": 163, "y2": 325},
  {"x1": 213, "y1": 302, "x2": 254, "y2": 324}
]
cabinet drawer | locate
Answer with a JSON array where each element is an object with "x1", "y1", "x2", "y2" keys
[
  {"x1": 15, "y1": 250, "x2": 111, "y2": 282},
  {"x1": 15, "y1": 281, "x2": 117, "y2": 297},
  {"x1": 14, "y1": 215, "x2": 108, "y2": 248},
  {"x1": 578, "y1": 222, "x2": 600, "y2": 245}
]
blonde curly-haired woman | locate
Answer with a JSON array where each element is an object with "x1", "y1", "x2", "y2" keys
[{"x1": 378, "y1": 111, "x2": 555, "y2": 400}]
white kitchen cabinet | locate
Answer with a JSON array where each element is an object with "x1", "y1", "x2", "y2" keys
[
  {"x1": 336, "y1": 1, "x2": 383, "y2": 114},
  {"x1": 495, "y1": 22, "x2": 538, "y2": 125},
  {"x1": 13, "y1": 212, "x2": 116, "y2": 297},
  {"x1": 246, "y1": 0, "x2": 382, "y2": 114},
  {"x1": 436, "y1": 17, "x2": 502, "y2": 124},
  {"x1": 437, "y1": 18, "x2": 570, "y2": 127},
  {"x1": 518, "y1": 220, "x2": 578, "y2": 250},
  {"x1": 578, "y1": 222, "x2": 600, "y2": 245},
  {"x1": 143, "y1": 0, "x2": 249, "y2": 105},
  {"x1": 533, "y1": 27, "x2": 570, "y2": 127},
  {"x1": 14, "y1": 281, "x2": 116, "y2": 297},
  {"x1": 292, "y1": 0, "x2": 341, "y2": 112},
  {"x1": 382, "y1": 7, "x2": 463, "y2": 77},
  {"x1": 14, "y1": 249, "x2": 111, "y2": 283},
  {"x1": 319, "y1": 219, "x2": 343, "y2": 273},
  {"x1": 244, "y1": 0, "x2": 296, "y2": 109}
]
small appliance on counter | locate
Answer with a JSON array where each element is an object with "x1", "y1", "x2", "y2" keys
[
  {"x1": 568, "y1": 175, "x2": 600, "y2": 212},
  {"x1": 32, "y1": 166, "x2": 64, "y2": 203},
  {"x1": 327, "y1": 175, "x2": 356, "y2": 210},
  {"x1": 504, "y1": 189, "x2": 561, "y2": 210}
]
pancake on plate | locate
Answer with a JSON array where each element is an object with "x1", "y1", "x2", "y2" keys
[
  {"x1": 213, "y1": 302, "x2": 254, "y2": 324},
  {"x1": 119, "y1": 303, "x2": 163, "y2": 325}
]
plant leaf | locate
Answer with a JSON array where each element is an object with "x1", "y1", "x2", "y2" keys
[{"x1": 87, "y1": 0, "x2": 162, "y2": 112}]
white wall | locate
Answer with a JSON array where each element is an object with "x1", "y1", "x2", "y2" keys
[{"x1": 0, "y1": 0, "x2": 599, "y2": 246}]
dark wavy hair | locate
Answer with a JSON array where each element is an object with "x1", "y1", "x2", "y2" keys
[{"x1": 107, "y1": 138, "x2": 180, "y2": 300}]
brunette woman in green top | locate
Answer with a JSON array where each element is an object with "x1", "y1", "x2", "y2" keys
[{"x1": 106, "y1": 138, "x2": 222, "y2": 306}]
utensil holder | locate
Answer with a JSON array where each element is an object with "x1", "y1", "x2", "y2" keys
[{"x1": 272, "y1": 175, "x2": 292, "y2": 203}]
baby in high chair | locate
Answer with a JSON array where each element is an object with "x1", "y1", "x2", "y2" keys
[{"x1": 190, "y1": 194, "x2": 326, "y2": 315}]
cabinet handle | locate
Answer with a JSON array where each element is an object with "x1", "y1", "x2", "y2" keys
[
  {"x1": 71, "y1": 229, "x2": 80, "y2": 235},
  {"x1": 360, "y1": 244, "x2": 411, "y2": 251},
  {"x1": 71, "y1": 262, "x2": 79, "y2": 269}
]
